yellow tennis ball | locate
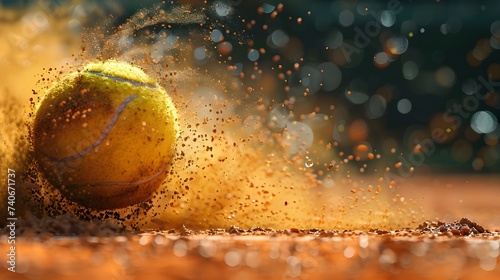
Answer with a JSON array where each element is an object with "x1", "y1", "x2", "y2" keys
[{"x1": 33, "y1": 60, "x2": 178, "y2": 210}]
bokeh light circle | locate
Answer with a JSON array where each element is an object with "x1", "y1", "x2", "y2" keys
[
  {"x1": 402, "y1": 61, "x2": 419, "y2": 80},
  {"x1": 345, "y1": 79, "x2": 369, "y2": 104},
  {"x1": 491, "y1": 20, "x2": 500, "y2": 37},
  {"x1": 339, "y1": 10, "x2": 354, "y2": 27},
  {"x1": 397, "y1": 99, "x2": 412, "y2": 114},
  {"x1": 247, "y1": 49, "x2": 259, "y2": 62},
  {"x1": 435, "y1": 66, "x2": 456, "y2": 88},
  {"x1": 380, "y1": 11, "x2": 396, "y2": 27},
  {"x1": 325, "y1": 29, "x2": 343, "y2": 49},
  {"x1": 490, "y1": 36, "x2": 500, "y2": 50},
  {"x1": 386, "y1": 35, "x2": 409, "y2": 55},
  {"x1": 194, "y1": 47, "x2": 207, "y2": 64},
  {"x1": 462, "y1": 79, "x2": 479, "y2": 95},
  {"x1": 317, "y1": 62, "x2": 341, "y2": 91},
  {"x1": 366, "y1": 95, "x2": 387, "y2": 119},
  {"x1": 210, "y1": 29, "x2": 223, "y2": 42},
  {"x1": 269, "y1": 29, "x2": 289, "y2": 49},
  {"x1": 300, "y1": 66, "x2": 321, "y2": 95},
  {"x1": 215, "y1": 1, "x2": 231, "y2": 17},
  {"x1": 283, "y1": 121, "x2": 314, "y2": 154},
  {"x1": 374, "y1": 52, "x2": 390, "y2": 66},
  {"x1": 269, "y1": 104, "x2": 292, "y2": 130},
  {"x1": 471, "y1": 111, "x2": 498, "y2": 134}
]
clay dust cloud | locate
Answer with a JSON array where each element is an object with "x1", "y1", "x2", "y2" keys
[{"x1": 1, "y1": 1, "x2": 423, "y2": 231}]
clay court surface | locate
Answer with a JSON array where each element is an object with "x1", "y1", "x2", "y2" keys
[{"x1": 1, "y1": 175, "x2": 499, "y2": 280}]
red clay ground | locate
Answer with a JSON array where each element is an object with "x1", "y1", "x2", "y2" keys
[{"x1": 1, "y1": 175, "x2": 499, "y2": 280}]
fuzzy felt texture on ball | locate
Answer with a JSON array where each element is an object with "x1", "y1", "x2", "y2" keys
[{"x1": 33, "y1": 60, "x2": 178, "y2": 210}]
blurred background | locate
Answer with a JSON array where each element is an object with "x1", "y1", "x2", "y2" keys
[{"x1": 1, "y1": 0, "x2": 499, "y2": 174}]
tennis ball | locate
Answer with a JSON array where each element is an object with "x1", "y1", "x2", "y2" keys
[{"x1": 33, "y1": 60, "x2": 178, "y2": 210}]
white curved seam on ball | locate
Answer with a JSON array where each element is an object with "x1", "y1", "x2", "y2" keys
[
  {"x1": 67, "y1": 160, "x2": 171, "y2": 189},
  {"x1": 45, "y1": 94, "x2": 138, "y2": 162},
  {"x1": 85, "y1": 71, "x2": 158, "y2": 89}
]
